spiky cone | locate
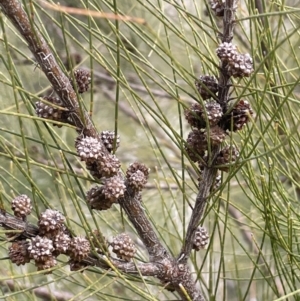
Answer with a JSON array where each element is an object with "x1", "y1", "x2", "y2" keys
[
  {"x1": 100, "y1": 130, "x2": 120, "y2": 153},
  {"x1": 193, "y1": 227, "x2": 209, "y2": 251},
  {"x1": 215, "y1": 145, "x2": 239, "y2": 172},
  {"x1": 126, "y1": 170, "x2": 148, "y2": 192},
  {"x1": 216, "y1": 42, "x2": 238, "y2": 63},
  {"x1": 11, "y1": 194, "x2": 32, "y2": 220},
  {"x1": 28, "y1": 236, "x2": 54, "y2": 262},
  {"x1": 8, "y1": 240, "x2": 30, "y2": 266},
  {"x1": 96, "y1": 153, "x2": 121, "y2": 178},
  {"x1": 38, "y1": 209, "x2": 65, "y2": 237},
  {"x1": 223, "y1": 100, "x2": 253, "y2": 132},
  {"x1": 228, "y1": 53, "x2": 254, "y2": 77},
  {"x1": 35, "y1": 255, "x2": 57, "y2": 273},
  {"x1": 184, "y1": 103, "x2": 206, "y2": 129},
  {"x1": 36, "y1": 96, "x2": 69, "y2": 127},
  {"x1": 185, "y1": 129, "x2": 207, "y2": 162},
  {"x1": 86, "y1": 185, "x2": 116, "y2": 211},
  {"x1": 103, "y1": 176, "x2": 126, "y2": 203},
  {"x1": 195, "y1": 75, "x2": 218, "y2": 100},
  {"x1": 126, "y1": 162, "x2": 149, "y2": 179},
  {"x1": 75, "y1": 135, "x2": 103, "y2": 164},
  {"x1": 210, "y1": 0, "x2": 225, "y2": 16},
  {"x1": 204, "y1": 101, "x2": 223, "y2": 126},
  {"x1": 127, "y1": 166, "x2": 148, "y2": 188},
  {"x1": 68, "y1": 236, "x2": 91, "y2": 262},
  {"x1": 111, "y1": 233, "x2": 136, "y2": 262},
  {"x1": 71, "y1": 68, "x2": 91, "y2": 93},
  {"x1": 53, "y1": 230, "x2": 72, "y2": 255},
  {"x1": 207, "y1": 126, "x2": 226, "y2": 146}
]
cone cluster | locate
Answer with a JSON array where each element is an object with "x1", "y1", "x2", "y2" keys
[
  {"x1": 7, "y1": 196, "x2": 92, "y2": 273},
  {"x1": 185, "y1": 39, "x2": 254, "y2": 173}
]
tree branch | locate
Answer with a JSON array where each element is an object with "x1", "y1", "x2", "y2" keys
[{"x1": 178, "y1": 0, "x2": 238, "y2": 264}]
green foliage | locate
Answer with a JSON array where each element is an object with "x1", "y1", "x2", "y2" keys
[{"x1": 0, "y1": 0, "x2": 300, "y2": 300}]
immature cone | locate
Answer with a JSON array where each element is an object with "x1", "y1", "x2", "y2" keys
[
  {"x1": 126, "y1": 162, "x2": 149, "y2": 192},
  {"x1": 208, "y1": 126, "x2": 226, "y2": 146},
  {"x1": 100, "y1": 131, "x2": 120, "y2": 153},
  {"x1": 228, "y1": 53, "x2": 254, "y2": 77},
  {"x1": 69, "y1": 236, "x2": 91, "y2": 262},
  {"x1": 195, "y1": 75, "x2": 218, "y2": 100},
  {"x1": 215, "y1": 145, "x2": 239, "y2": 172},
  {"x1": 96, "y1": 153, "x2": 121, "y2": 178},
  {"x1": 71, "y1": 68, "x2": 91, "y2": 93},
  {"x1": 224, "y1": 100, "x2": 253, "y2": 131},
  {"x1": 53, "y1": 231, "x2": 72, "y2": 255},
  {"x1": 86, "y1": 185, "x2": 115, "y2": 211},
  {"x1": 8, "y1": 240, "x2": 30, "y2": 266},
  {"x1": 28, "y1": 236, "x2": 54, "y2": 262},
  {"x1": 35, "y1": 255, "x2": 57, "y2": 272},
  {"x1": 36, "y1": 96, "x2": 69, "y2": 127},
  {"x1": 38, "y1": 209, "x2": 64, "y2": 236},
  {"x1": 126, "y1": 162, "x2": 149, "y2": 179},
  {"x1": 102, "y1": 176, "x2": 126, "y2": 203},
  {"x1": 210, "y1": 0, "x2": 225, "y2": 16},
  {"x1": 126, "y1": 170, "x2": 148, "y2": 192},
  {"x1": 184, "y1": 103, "x2": 206, "y2": 129},
  {"x1": 205, "y1": 101, "x2": 223, "y2": 126},
  {"x1": 11, "y1": 194, "x2": 32, "y2": 219},
  {"x1": 185, "y1": 129, "x2": 207, "y2": 162},
  {"x1": 75, "y1": 135, "x2": 102, "y2": 163},
  {"x1": 193, "y1": 227, "x2": 209, "y2": 251},
  {"x1": 111, "y1": 233, "x2": 136, "y2": 262},
  {"x1": 216, "y1": 42, "x2": 238, "y2": 63}
]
